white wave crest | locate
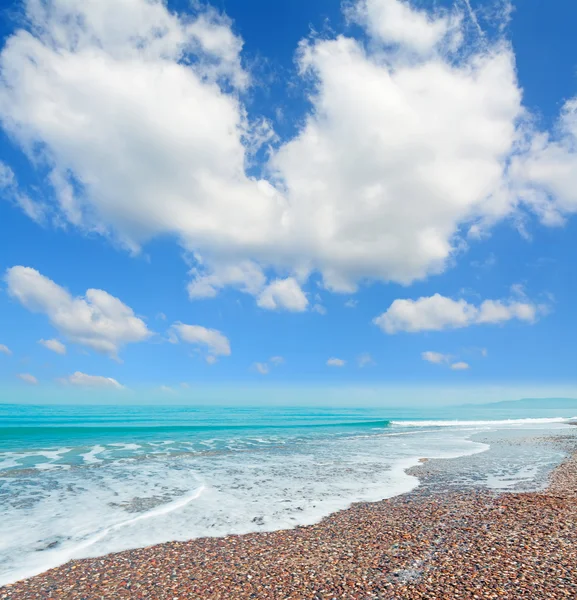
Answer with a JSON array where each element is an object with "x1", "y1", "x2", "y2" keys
[{"x1": 391, "y1": 417, "x2": 576, "y2": 427}]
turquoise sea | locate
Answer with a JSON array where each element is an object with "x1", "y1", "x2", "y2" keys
[{"x1": 1, "y1": 402, "x2": 576, "y2": 585}]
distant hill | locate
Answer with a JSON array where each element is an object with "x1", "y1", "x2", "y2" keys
[{"x1": 482, "y1": 397, "x2": 577, "y2": 409}]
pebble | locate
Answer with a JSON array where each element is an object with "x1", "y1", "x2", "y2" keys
[{"x1": 2, "y1": 437, "x2": 577, "y2": 599}]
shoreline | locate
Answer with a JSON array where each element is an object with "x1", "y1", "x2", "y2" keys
[{"x1": 2, "y1": 434, "x2": 577, "y2": 599}]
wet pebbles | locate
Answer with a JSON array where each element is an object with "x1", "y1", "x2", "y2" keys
[{"x1": 2, "y1": 438, "x2": 577, "y2": 599}]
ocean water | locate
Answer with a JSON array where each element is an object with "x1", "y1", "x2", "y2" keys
[{"x1": 0, "y1": 403, "x2": 576, "y2": 586}]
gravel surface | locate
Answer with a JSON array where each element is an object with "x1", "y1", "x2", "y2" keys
[{"x1": 2, "y1": 436, "x2": 576, "y2": 599}]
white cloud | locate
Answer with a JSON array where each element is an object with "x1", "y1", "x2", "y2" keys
[
  {"x1": 63, "y1": 371, "x2": 124, "y2": 389},
  {"x1": 257, "y1": 278, "x2": 308, "y2": 312},
  {"x1": 510, "y1": 283, "x2": 526, "y2": 297},
  {"x1": 422, "y1": 351, "x2": 450, "y2": 364},
  {"x1": 252, "y1": 355, "x2": 284, "y2": 374},
  {"x1": 0, "y1": 161, "x2": 15, "y2": 189},
  {"x1": 188, "y1": 263, "x2": 311, "y2": 313},
  {"x1": 39, "y1": 338, "x2": 66, "y2": 355},
  {"x1": 5, "y1": 266, "x2": 151, "y2": 359},
  {"x1": 327, "y1": 358, "x2": 346, "y2": 367},
  {"x1": 344, "y1": 299, "x2": 358, "y2": 309},
  {"x1": 510, "y1": 98, "x2": 577, "y2": 225},
  {"x1": 375, "y1": 295, "x2": 476, "y2": 333},
  {"x1": 158, "y1": 385, "x2": 177, "y2": 394},
  {"x1": 348, "y1": 0, "x2": 462, "y2": 55},
  {"x1": 253, "y1": 362, "x2": 269, "y2": 375},
  {"x1": 312, "y1": 303, "x2": 327, "y2": 315},
  {"x1": 358, "y1": 353, "x2": 375, "y2": 367},
  {"x1": 17, "y1": 373, "x2": 38, "y2": 385},
  {"x1": 188, "y1": 261, "x2": 266, "y2": 299},
  {"x1": 0, "y1": 344, "x2": 12, "y2": 356},
  {"x1": 476, "y1": 299, "x2": 539, "y2": 324},
  {"x1": 205, "y1": 355, "x2": 218, "y2": 365},
  {"x1": 422, "y1": 351, "x2": 472, "y2": 370},
  {"x1": 0, "y1": 161, "x2": 46, "y2": 223},
  {"x1": 270, "y1": 1, "x2": 524, "y2": 292},
  {"x1": 471, "y1": 254, "x2": 497, "y2": 270},
  {"x1": 0, "y1": 0, "x2": 560, "y2": 305},
  {"x1": 0, "y1": 0, "x2": 262, "y2": 248},
  {"x1": 374, "y1": 293, "x2": 544, "y2": 334},
  {"x1": 461, "y1": 0, "x2": 484, "y2": 37},
  {"x1": 451, "y1": 361, "x2": 470, "y2": 370},
  {"x1": 170, "y1": 323, "x2": 231, "y2": 357}
]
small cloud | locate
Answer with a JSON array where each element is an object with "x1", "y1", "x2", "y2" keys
[
  {"x1": 422, "y1": 351, "x2": 450, "y2": 365},
  {"x1": 471, "y1": 253, "x2": 496, "y2": 269},
  {"x1": 510, "y1": 283, "x2": 526, "y2": 297},
  {"x1": 61, "y1": 371, "x2": 124, "y2": 389},
  {"x1": 467, "y1": 223, "x2": 490, "y2": 240},
  {"x1": 181, "y1": 382, "x2": 190, "y2": 388},
  {"x1": 0, "y1": 344, "x2": 12, "y2": 356},
  {"x1": 358, "y1": 353, "x2": 375, "y2": 368},
  {"x1": 451, "y1": 361, "x2": 470, "y2": 370},
  {"x1": 0, "y1": 161, "x2": 15, "y2": 188},
  {"x1": 38, "y1": 338, "x2": 66, "y2": 355},
  {"x1": 257, "y1": 278, "x2": 308, "y2": 312},
  {"x1": 17, "y1": 373, "x2": 37, "y2": 385},
  {"x1": 0, "y1": 162, "x2": 47, "y2": 223},
  {"x1": 327, "y1": 358, "x2": 346, "y2": 367},
  {"x1": 527, "y1": 257, "x2": 555, "y2": 270},
  {"x1": 312, "y1": 304, "x2": 327, "y2": 315},
  {"x1": 423, "y1": 352, "x2": 473, "y2": 371},
  {"x1": 344, "y1": 299, "x2": 358, "y2": 308},
  {"x1": 375, "y1": 293, "x2": 546, "y2": 334},
  {"x1": 158, "y1": 385, "x2": 177, "y2": 394},
  {"x1": 206, "y1": 355, "x2": 218, "y2": 365},
  {"x1": 5, "y1": 266, "x2": 151, "y2": 360},
  {"x1": 253, "y1": 362, "x2": 270, "y2": 375},
  {"x1": 156, "y1": 312, "x2": 167, "y2": 321},
  {"x1": 461, "y1": 346, "x2": 488, "y2": 359},
  {"x1": 252, "y1": 356, "x2": 284, "y2": 374},
  {"x1": 170, "y1": 323, "x2": 231, "y2": 359}
]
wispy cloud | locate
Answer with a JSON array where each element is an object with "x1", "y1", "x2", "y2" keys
[
  {"x1": 59, "y1": 371, "x2": 124, "y2": 389},
  {"x1": 252, "y1": 356, "x2": 285, "y2": 375},
  {"x1": 38, "y1": 338, "x2": 66, "y2": 355},
  {"x1": 327, "y1": 358, "x2": 346, "y2": 367},
  {"x1": 450, "y1": 361, "x2": 470, "y2": 371},
  {"x1": 358, "y1": 353, "x2": 375, "y2": 368}
]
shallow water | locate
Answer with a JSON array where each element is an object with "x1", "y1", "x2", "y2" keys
[{"x1": 0, "y1": 404, "x2": 575, "y2": 585}]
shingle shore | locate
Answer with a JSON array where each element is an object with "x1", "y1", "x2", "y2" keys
[{"x1": 2, "y1": 437, "x2": 577, "y2": 599}]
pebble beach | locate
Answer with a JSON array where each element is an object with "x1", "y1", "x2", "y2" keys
[{"x1": 2, "y1": 434, "x2": 576, "y2": 600}]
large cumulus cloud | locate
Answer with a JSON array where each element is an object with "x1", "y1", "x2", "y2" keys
[{"x1": 0, "y1": 0, "x2": 574, "y2": 305}]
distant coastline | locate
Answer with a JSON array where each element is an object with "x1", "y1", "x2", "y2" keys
[{"x1": 479, "y1": 397, "x2": 577, "y2": 409}]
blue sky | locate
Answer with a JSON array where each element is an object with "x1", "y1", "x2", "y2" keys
[{"x1": 1, "y1": 0, "x2": 577, "y2": 404}]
